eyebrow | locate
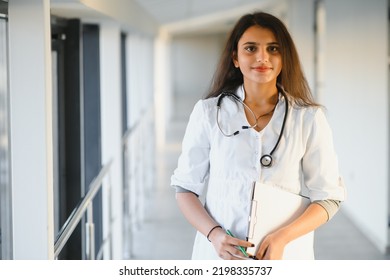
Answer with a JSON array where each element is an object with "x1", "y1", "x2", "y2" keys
[{"x1": 242, "y1": 41, "x2": 279, "y2": 46}]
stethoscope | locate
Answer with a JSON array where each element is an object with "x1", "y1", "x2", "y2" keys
[{"x1": 216, "y1": 85, "x2": 289, "y2": 168}]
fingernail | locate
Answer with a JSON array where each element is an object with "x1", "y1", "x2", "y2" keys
[{"x1": 251, "y1": 244, "x2": 255, "y2": 247}]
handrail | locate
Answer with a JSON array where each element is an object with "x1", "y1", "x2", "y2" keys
[
  {"x1": 54, "y1": 159, "x2": 113, "y2": 259},
  {"x1": 122, "y1": 120, "x2": 140, "y2": 146},
  {"x1": 121, "y1": 108, "x2": 150, "y2": 146}
]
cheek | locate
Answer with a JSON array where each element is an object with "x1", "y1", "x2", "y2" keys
[
  {"x1": 275, "y1": 59, "x2": 282, "y2": 73},
  {"x1": 238, "y1": 56, "x2": 253, "y2": 67}
]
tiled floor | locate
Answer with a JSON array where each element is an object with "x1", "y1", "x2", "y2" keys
[{"x1": 129, "y1": 96, "x2": 390, "y2": 260}]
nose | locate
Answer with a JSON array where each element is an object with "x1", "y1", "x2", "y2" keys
[{"x1": 256, "y1": 47, "x2": 269, "y2": 63}]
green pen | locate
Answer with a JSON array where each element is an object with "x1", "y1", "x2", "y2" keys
[{"x1": 226, "y1": 229, "x2": 249, "y2": 257}]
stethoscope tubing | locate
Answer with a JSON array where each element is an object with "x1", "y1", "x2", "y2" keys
[
  {"x1": 269, "y1": 89, "x2": 288, "y2": 156},
  {"x1": 216, "y1": 85, "x2": 289, "y2": 167}
]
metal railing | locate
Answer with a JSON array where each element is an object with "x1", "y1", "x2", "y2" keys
[
  {"x1": 54, "y1": 159, "x2": 113, "y2": 259},
  {"x1": 52, "y1": 107, "x2": 156, "y2": 259},
  {"x1": 122, "y1": 107, "x2": 156, "y2": 259}
]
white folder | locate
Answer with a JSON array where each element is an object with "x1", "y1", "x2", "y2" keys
[{"x1": 246, "y1": 182, "x2": 315, "y2": 260}]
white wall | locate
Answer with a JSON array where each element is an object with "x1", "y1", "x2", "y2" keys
[
  {"x1": 154, "y1": 30, "x2": 173, "y2": 148},
  {"x1": 171, "y1": 33, "x2": 226, "y2": 119},
  {"x1": 99, "y1": 23, "x2": 123, "y2": 259},
  {"x1": 127, "y1": 34, "x2": 150, "y2": 127},
  {"x1": 287, "y1": 0, "x2": 315, "y2": 91},
  {"x1": 172, "y1": 34, "x2": 225, "y2": 98},
  {"x1": 324, "y1": 0, "x2": 389, "y2": 253},
  {"x1": 8, "y1": 0, "x2": 54, "y2": 259}
]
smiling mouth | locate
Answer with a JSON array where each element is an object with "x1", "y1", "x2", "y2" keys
[{"x1": 253, "y1": 66, "x2": 272, "y2": 72}]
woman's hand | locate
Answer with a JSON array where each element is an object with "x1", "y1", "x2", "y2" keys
[
  {"x1": 255, "y1": 229, "x2": 288, "y2": 260},
  {"x1": 208, "y1": 228, "x2": 254, "y2": 260}
]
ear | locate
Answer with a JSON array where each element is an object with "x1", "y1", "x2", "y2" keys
[{"x1": 232, "y1": 51, "x2": 239, "y2": 68}]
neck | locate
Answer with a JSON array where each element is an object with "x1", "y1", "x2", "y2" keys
[{"x1": 243, "y1": 82, "x2": 278, "y2": 106}]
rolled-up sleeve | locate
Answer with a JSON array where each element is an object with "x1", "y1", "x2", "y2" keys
[
  {"x1": 302, "y1": 109, "x2": 346, "y2": 202},
  {"x1": 170, "y1": 100, "x2": 211, "y2": 196}
]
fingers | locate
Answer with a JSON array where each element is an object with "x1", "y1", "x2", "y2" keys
[
  {"x1": 225, "y1": 234, "x2": 254, "y2": 249},
  {"x1": 212, "y1": 228, "x2": 249, "y2": 258},
  {"x1": 236, "y1": 240, "x2": 255, "y2": 249},
  {"x1": 224, "y1": 234, "x2": 253, "y2": 259},
  {"x1": 255, "y1": 235, "x2": 284, "y2": 260},
  {"x1": 221, "y1": 248, "x2": 246, "y2": 260},
  {"x1": 256, "y1": 245, "x2": 268, "y2": 260}
]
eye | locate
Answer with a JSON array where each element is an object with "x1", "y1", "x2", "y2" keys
[
  {"x1": 244, "y1": 45, "x2": 257, "y2": 53},
  {"x1": 267, "y1": 45, "x2": 280, "y2": 53}
]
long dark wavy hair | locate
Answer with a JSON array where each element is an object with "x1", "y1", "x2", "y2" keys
[{"x1": 205, "y1": 11, "x2": 318, "y2": 107}]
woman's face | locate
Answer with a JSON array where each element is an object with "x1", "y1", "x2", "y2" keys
[{"x1": 233, "y1": 25, "x2": 282, "y2": 87}]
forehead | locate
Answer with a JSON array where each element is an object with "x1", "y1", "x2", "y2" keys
[{"x1": 238, "y1": 25, "x2": 277, "y2": 44}]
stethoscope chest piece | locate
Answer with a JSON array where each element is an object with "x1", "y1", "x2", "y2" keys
[{"x1": 260, "y1": 154, "x2": 273, "y2": 167}]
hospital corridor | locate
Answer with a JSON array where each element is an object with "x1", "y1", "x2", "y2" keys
[{"x1": 1, "y1": 0, "x2": 390, "y2": 262}]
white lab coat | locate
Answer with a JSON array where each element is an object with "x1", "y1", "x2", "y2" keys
[{"x1": 171, "y1": 85, "x2": 346, "y2": 260}]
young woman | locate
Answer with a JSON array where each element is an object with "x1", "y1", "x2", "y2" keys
[{"x1": 171, "y1": 11, "x2": 345, "y2": 260}]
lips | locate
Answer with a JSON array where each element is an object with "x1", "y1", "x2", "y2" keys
[{"x1": 252, "y1": 66, "x2": 272, "y2": 72}]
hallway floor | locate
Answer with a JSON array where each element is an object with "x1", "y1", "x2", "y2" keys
[{"x1": 129, "y1": 96, "x2": 390, "y2": 260}]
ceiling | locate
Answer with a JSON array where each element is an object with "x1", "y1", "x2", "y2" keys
[
  {"x1": 133, "y1": 0, "x2": 279, "y2": 35},
  {"x1": 133, "y1": 0, "x2": 263, "y2": 24}
]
